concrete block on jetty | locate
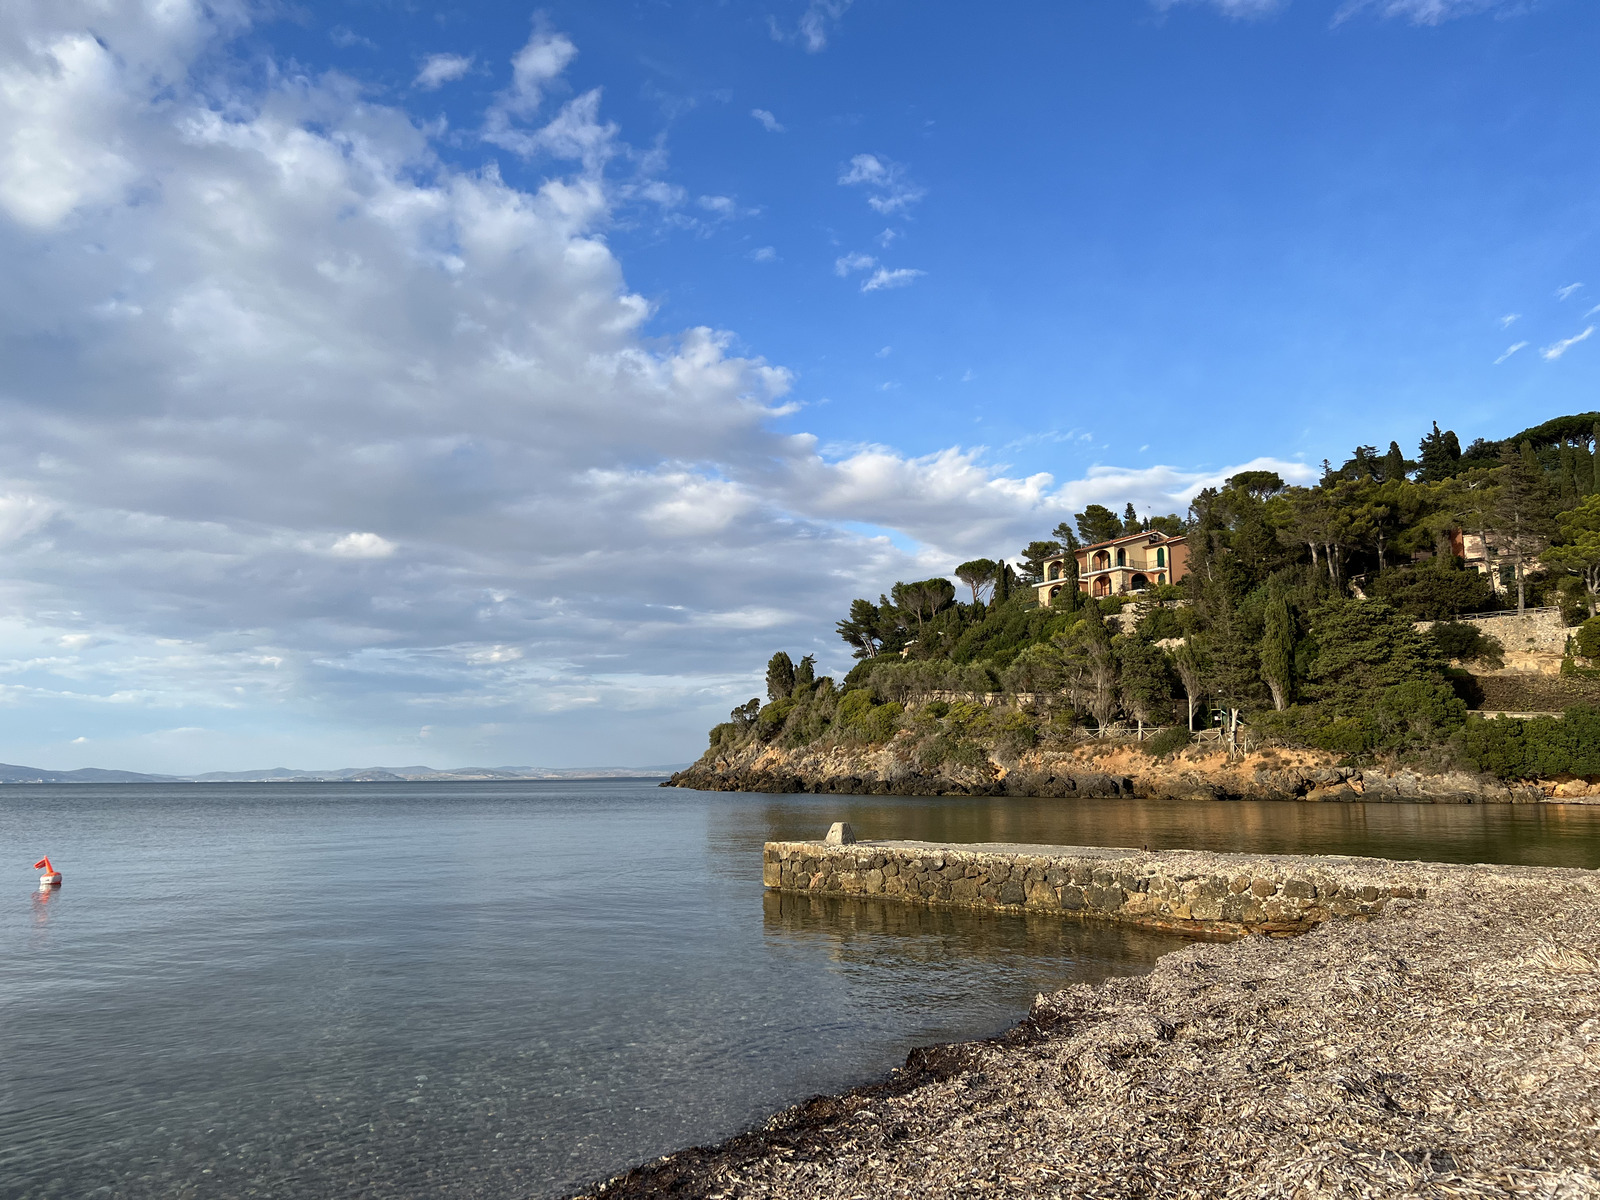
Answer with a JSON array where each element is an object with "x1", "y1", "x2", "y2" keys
[{"x1": 764, "y1": 838, "x2": 1437, "y2": 938}]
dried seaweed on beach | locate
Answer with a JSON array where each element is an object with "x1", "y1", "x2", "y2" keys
[{"x1": 573, "y1": 863, "x2": 1600, "y2": 1199}]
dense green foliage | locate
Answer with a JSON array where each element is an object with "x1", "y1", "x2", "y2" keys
[{"x1": 710, "y1": 412, "x2": 1600, "y2": 779}]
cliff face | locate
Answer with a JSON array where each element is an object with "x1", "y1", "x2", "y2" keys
[{"x1": 668, "y1": 736, "x2": 1550, "y2": 804}]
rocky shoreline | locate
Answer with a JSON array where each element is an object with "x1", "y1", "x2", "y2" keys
[
  {"x1": 667, "y1": 740, "x2": 1561, "y2": 804},
  {"x1": 574, "y1": 851, "x2": 1600, "y2": 1198}
]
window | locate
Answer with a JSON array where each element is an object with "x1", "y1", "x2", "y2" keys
[
  {"x1": 1156, "y1": 547, "x2": 1165, "y2": 568},
  {"x1": 1115, "y1": 548, "x2": 1126, "y2": 567}
]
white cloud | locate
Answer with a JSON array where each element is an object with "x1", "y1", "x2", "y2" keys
[
  {"x1": 1333, "y1": 0, "x2": 1524, "y2": 22},
  {"x1": 1499, "y1": 312, "x2": 1520, "y2": 327},
  {"x1": 748, "y1": 245, "x2": 777, "y2": 263},
  {"x1": 876, "y1": 345, "x2": 892, "y2": 357},
  {"x1": 1494, "y1": 341, "x2": 1528, "y2": 364},
  {"x1": 861, "y1": 267, "x2": 925, "y2": 292},
  {"x1": 415, "y1": 53, "x2": 473, "y2": 90},
  {"x1": 838, "y1": 154, "x2": 925, "y2": 215},
  {"x1": 751, "y1": 108, "x2": 784, "y2": 133},
  {"x1": 834, "y1": 251, "x2": 876, "y2": 276},
  {"x1": 771, "y1": 1, "x2": 852, "y2": 52},
  {"x1": 1557, "y1": 282, "x2": 1584, "y2": 301},
  {"x1": 0, "y1": 2, "x2": 1347, "y2": 773},
  {"x1": 329, "y1": 533, "x2": 398, "y2": 559},
  {"x1": 1152, "y1": 0, "x2": 1287, "y2": 18},
  {"x1": 1587, "y1": 304, "x2": 1600, "y2": 319},
  {"x1": 1542, "y1": 327, "x2": 1595, "y2": 361}
]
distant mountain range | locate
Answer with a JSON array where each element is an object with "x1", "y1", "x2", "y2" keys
[{"x1": 0, "y1": 763, "x2": 688, "y2": 784}]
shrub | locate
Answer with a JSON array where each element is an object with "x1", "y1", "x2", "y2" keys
[
  {"x1": 834, "y1": 689, "x2": 903, "y2": 743},
  {"x1": 1430, "y1": 621, "x2": 1505, "y2": 668},
  {"x1": 1577, "y1": 617, "x2": 1600, "y2": 661},
  {"x1": 1462, "y1": 705, "x2": 1600, "y2": 778},
  {"x1": 1142, "y1": 726, "x2": 1192, "y2": 758}
]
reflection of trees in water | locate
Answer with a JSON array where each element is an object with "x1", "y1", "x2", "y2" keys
[
  {"x1": 717, "y1": 795, "x2": 1600, "y2": 869},
  {"x1": 761, "y1": 889, "x2": 1184, "y2": 976}
]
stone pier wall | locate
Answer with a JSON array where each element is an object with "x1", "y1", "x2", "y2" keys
[{"x1": 763, "y1": 839, "x2": 1435, "y2": 939}]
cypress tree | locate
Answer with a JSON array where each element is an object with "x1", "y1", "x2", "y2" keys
[
  {"x1": 1590, "y1": 421, "x2": 1600, "y2": 495},
  {"x1": 1259, "y1": 580, "x2": 1294, "y2": 711},
  {"x1": 1560, "y1": 442, "x2": 1579, "y2": 511}
]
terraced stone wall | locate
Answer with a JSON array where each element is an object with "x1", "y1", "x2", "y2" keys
[{"x1": 762, "y1": 840, "x2": 1429, "y2": 939}]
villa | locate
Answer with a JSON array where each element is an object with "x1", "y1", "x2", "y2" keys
[{"x1": 1036, "y1": 531, "x2": 1190, "y2": 603}]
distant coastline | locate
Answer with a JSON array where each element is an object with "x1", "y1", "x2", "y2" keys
[{"x1": 0, "y1": 762, "x2": 689, "y2": 785}]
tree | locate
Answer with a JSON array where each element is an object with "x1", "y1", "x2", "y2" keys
[
  {"x1": 1305, "y1": 599, "x2": 1438, "y2": 714},
  {"x1": 1118, "y1": 635, "x2": 1172, "y2": 737},
  {"x1": 1417, "y1": 421, "x2": 1462, "y2": 482},
  {"x1": 1367, "y1": 557, "x2": 1498, "y2": 619},
  {"x1": 837, "y1": 598, "x2": 888, "y2": 658},
  {"x1": 1122, "y1": 502, "x2": 1142, "y2": 533},
  {"x1": 795, "y1": 654, "x2": 817, "y2": 688},
  {"x1": 1226, "y1": 470, "x2": 1286, "y2": 498},
  {"x1": 1076, "y1": 603, "x2": 1120, "y2": 731},
  {"x1": 1546, "y1": 494, "x2": 1600, "y2": 617},
  {"x1": 1018, "y1": 540, "x2": 1062, "y2": 583},
  {"x1": 1057, "y1": 531, "x2": 1081, "y2": 608},
  {"x1": 766, "y1": 652, "x2": 796, "y2": 701},
  {"x1": 1172, "y1": 638, "x2": 1205, "y2": 732},
  {"x1": 892, "y1": 578, "x2": 956, "y2": 630},
  {"x1": 992, "y1": 559, "x2": 1012, "y2": 605},
  {"x1": 1259, "y1": 580, "x2": 1294, "y2": 711},
  {"x1": 1075, "y1": 504, "x2": 1123, "y2": 545},
  {"x1": 1381, "y1": 440, "x2": 1409, "y2": 483},
  {"x1": 954, "y1": 558, "x2": 998, "y2": 605},
  {"x1": 1491, "y1": 442, "x2": 1555, "y2": 616}
]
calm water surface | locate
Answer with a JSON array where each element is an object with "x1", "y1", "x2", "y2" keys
[{"x1": 2, "y1": 782, "x2": 1597, "y2": 1200}]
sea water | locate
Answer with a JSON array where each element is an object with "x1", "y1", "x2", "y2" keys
[{"x1": 2, "y1": 782, "x2": 1596, "y2": 1199}]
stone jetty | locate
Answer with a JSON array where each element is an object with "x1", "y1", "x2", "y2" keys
[{"x1": 575, "y1": 841, "x2": 1600, "y2": 1199}]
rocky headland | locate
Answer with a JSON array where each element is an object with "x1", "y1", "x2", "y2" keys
[{"x1": 667, "y1": 738, "x2": 1569, "y2": 804}]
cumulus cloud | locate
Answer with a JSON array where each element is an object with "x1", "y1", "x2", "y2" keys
[
  {"x1": 1542, "y1": 327, "x2": 1594, "y2": 361},
  {"x1": 329, "y1": 533, "x2": 398, "y2": 559},
  {"x1": 0, "y1": 2, "x2": 1320, "y2": 772},
  {"x1": 838, "y1": 154, "x2": 925, "y2": 215},
  {"x1": 415, "y1": 53, "x2": 473, "y2": 90},
  {"x1": 751, "y1": 108, "x2": 784, "y2": 132}
]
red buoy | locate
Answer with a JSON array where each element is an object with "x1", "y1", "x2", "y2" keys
[{"x1": 34, "y1": 856, "x2": 61, "y2": 888}]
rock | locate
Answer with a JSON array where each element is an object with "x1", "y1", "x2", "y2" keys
[{"x1": 824, "y1": 821, "x2": 856, "y2": 845}]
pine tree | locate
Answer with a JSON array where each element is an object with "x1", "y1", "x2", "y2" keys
[
  {"x1": 1492, "y1": 442, "x2": 1555, "y2": 615},
  {"x1": 1118, "y1": 635, "x2": 1172, "y2": 737}
]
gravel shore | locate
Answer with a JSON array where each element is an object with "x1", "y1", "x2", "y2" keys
[{"x1": 574, "y1": 858, "x2": 1600, "y2": 1198}]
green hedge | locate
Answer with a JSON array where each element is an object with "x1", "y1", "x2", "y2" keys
[{"x1": 1461, "y1": 706, "x2": 1600, "y2": 779}]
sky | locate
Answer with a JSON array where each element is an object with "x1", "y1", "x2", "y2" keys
[{"x1": 0, "y1": 0, "x2": 1596, "y2": 772}]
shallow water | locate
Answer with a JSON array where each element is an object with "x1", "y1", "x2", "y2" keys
[{"x1": 1, "y1": 783, "x2": 1596, "y2": 1200}]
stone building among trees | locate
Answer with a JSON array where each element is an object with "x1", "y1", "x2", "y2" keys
[{"x1": 1036, "y1": 531, "x2": 1190, "y2": 603}]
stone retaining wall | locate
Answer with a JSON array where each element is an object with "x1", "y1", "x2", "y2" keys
[{"x1": 763, "y1": 839, "x2": 1434, "y2": 939}]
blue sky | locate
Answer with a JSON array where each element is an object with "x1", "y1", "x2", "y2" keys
[{"x1": 0, "y1": 0, "x2": 1595, "y2": 771}]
